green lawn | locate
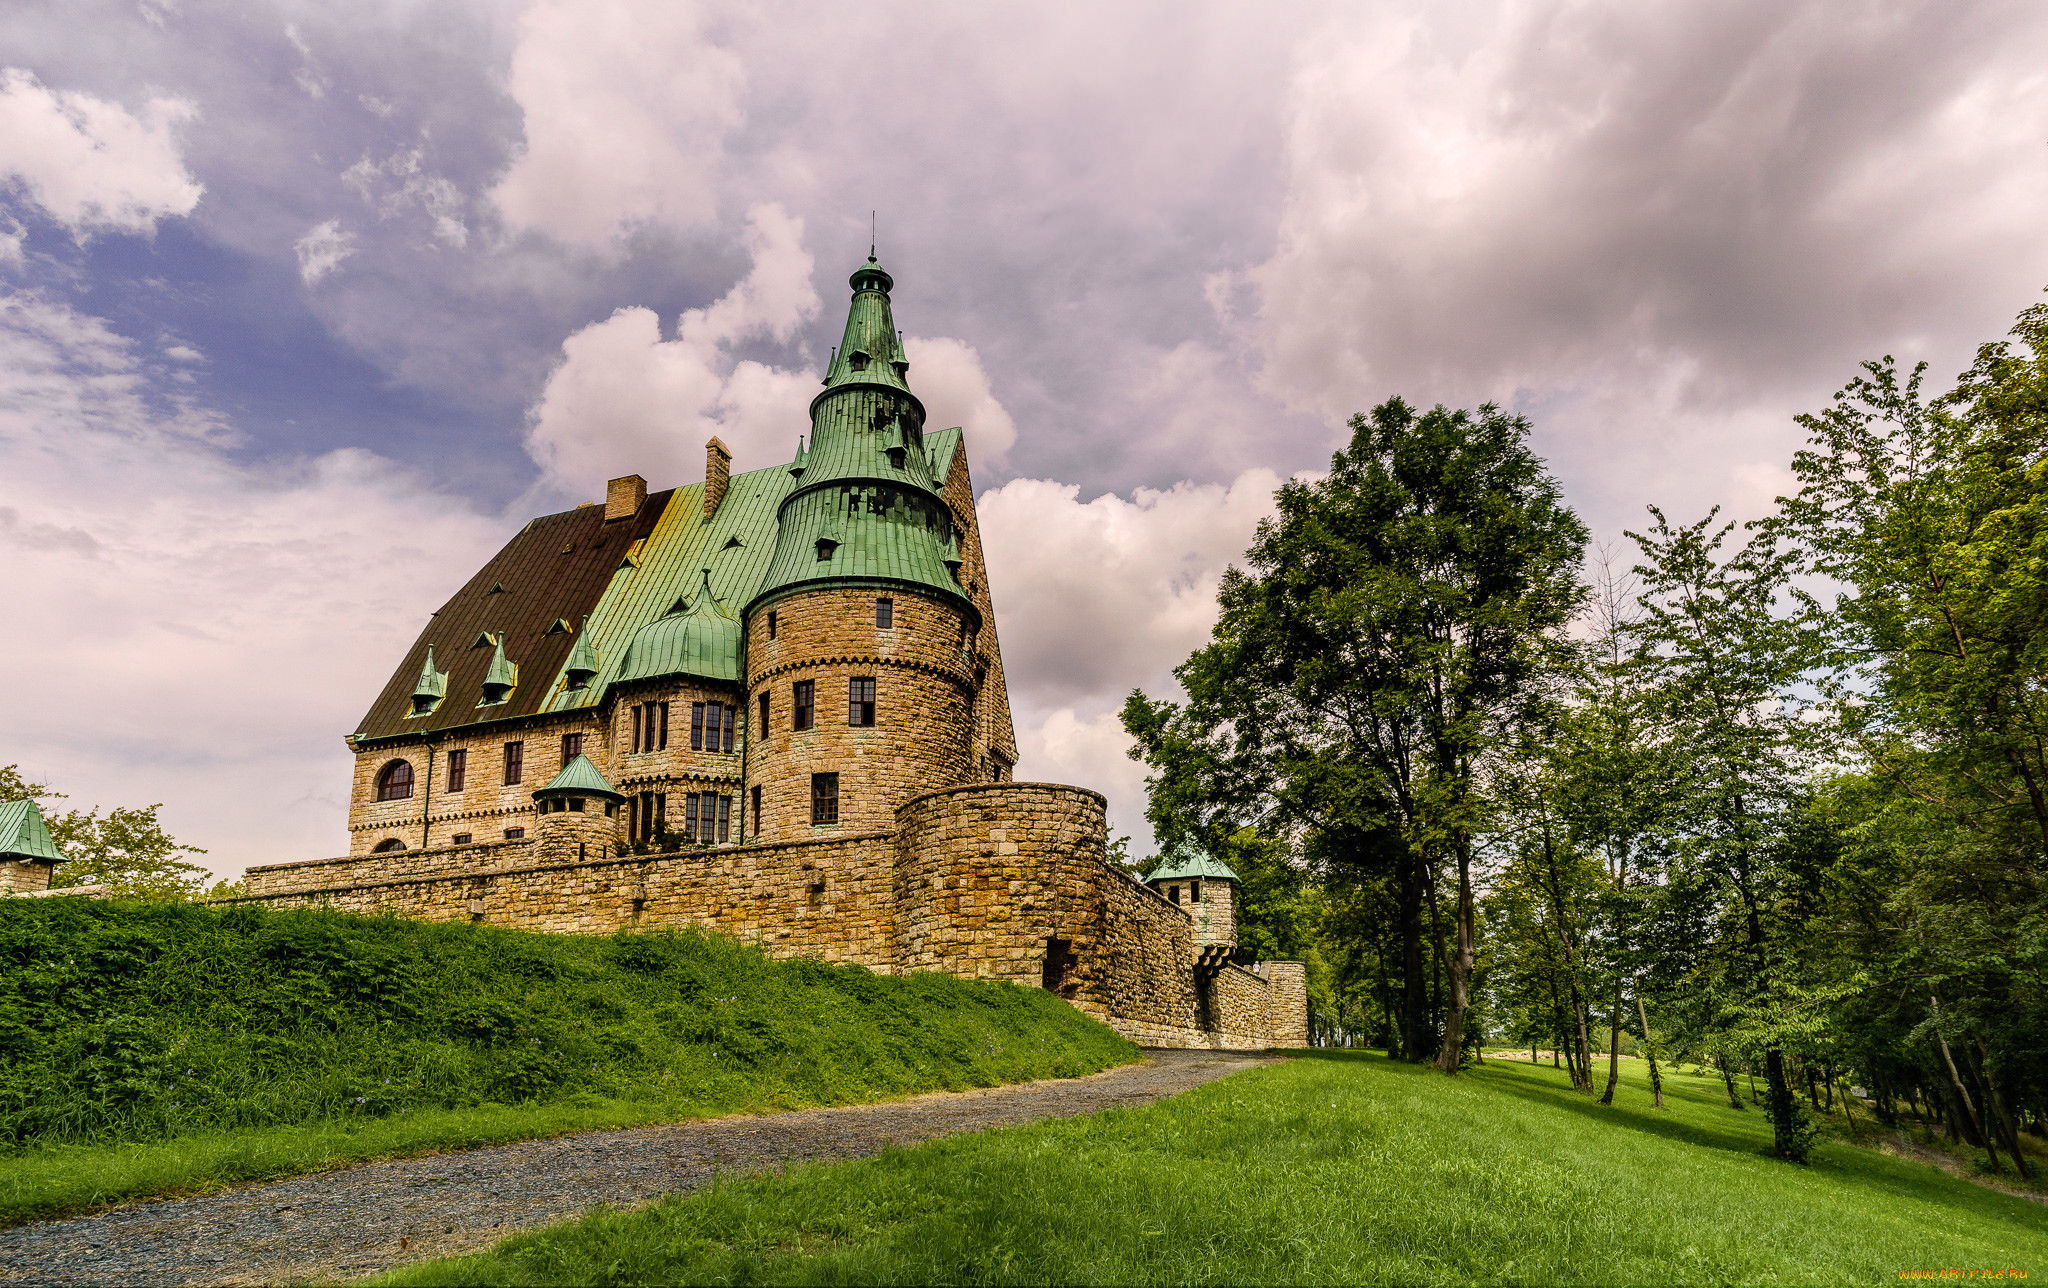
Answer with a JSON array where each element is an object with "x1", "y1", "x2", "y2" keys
[{"x1": 376, "y1": 1050, "x2": 2048, "y2": 1286}]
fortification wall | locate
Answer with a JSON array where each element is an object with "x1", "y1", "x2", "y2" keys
[
  {"x1": 892, "y1": 783, "x2": 1207, "y2": 1045},
  {"x1": 233, "y1": 831, "x2": 899, "y2": 966},
  {"x1": 246, "y1": 839, "x2": 534, "y2": 895}
]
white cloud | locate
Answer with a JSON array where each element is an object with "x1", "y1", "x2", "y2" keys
[
  {"x1": 983, "y1": 468, "x2": 1283, "y2": 858},
  {"x1": 344, "y1": 141, "x2": 468, "y2": 248},
  {"x1": 1240, "y1": 1, "x2": 2048, "y2": 532},
  {"x1": 906, "y1": 335, "x2": 1016, "y2": 464},
  {"x1": 524, "y1": 203, "x2": 819, "y2": 497},
  {"x1": 980, "y1": 469, "x2": 1280, "y2": 706},
  {"x1": 490, "y1": 0, "x2": 746, "y2": 248},
  {"x1": 0, "y1": 68, "x2": 202, "y2": 237},
  {"x1": 294, "y1": 219, "x2": 356, "y2": 284},
  {"x1": 0, "y1": 287, "x2": 502, "y2": 879}
]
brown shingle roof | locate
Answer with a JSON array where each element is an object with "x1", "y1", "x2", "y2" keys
[{"x1": 352, "y1": 492, "x2": 675, "y2": 743}]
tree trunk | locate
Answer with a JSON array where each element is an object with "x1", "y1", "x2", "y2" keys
[
  {"x1": 1635, "y1": 993, "x2": 1665, "y2": 1109},
  {"x1": 1764, "y1": 1048, "x2": 1806, "y2": 1161},
  {"x1": 1436, "y1": 839, "x2": 1476, "y2": 1074},
  {"x1": 1398, "y1": 847, "x2": 1426, "y2": 1062},
  {"x1": 1715, "y1": 1055, "x2": 1741, "y2": 1110},
  {"x1": 1599, "y1": 977, "x2": 1622, "y2": 1104},
  {"x1": 1932, "y1": 997, "x2": 1996, "y2": 1165},
  {"x1": 1970, "y1": 1036, "x2": 2029, "y2": 1180}
]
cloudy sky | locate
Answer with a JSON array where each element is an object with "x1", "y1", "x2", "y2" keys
[{"x1": 3, "y1": 0, "x2": 2045, "y2": 878}]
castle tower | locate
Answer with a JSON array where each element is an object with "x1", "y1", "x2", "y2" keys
[
  {"x1": 0, "y1": 799, "x2": 65, "y2": 894},
  {"x1": 744, "y1": 258, "x2": 985, "y2": 840},
  {"x1": 531, "y1": 754, "x2": 624, "y2": 866},
  {"x1": 1145, "y1": 849, "x2": 1240, "y2": 952}
]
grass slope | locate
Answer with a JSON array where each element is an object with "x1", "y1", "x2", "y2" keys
[
  {"x1": 381, "y1": 1051, "x2": 2048, "y2": 1287},
  {"x1": 0, "y1": 900, "x2": 1135, "y2": 1224}
]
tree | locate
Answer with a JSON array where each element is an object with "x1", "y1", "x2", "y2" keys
[
  {"x1": 2, "y1": 764, "x2": 210, "y2": 900},
  {"x1": 1125, "y1": 398, "x2": 1587, "y2": 1070}
]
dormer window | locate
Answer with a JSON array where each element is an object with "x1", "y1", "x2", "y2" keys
[
  {"x1": 886, "y1": 446, "x2": 906, "y2": 470},
  {"x1": 410, "y1": 693, "x2": 438, "y2": 715},
  {"x1": 815, "y1": 537, "x2": 838, "y2": 562},
  {"x1": 847, "y1": 349, "x2": 870, "y2": 372}
]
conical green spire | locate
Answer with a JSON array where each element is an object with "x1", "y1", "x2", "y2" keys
[
  {"x1": 410, "y1": 645, "x2": 448, "y2": 714},
  {"x1": 480, "y1": 633, "x2": 518, "y2": 705},
  {"x1": 564, "y1": 620, "x2": 600, "y2": 688},
  {"x1": 750, "y1": 257, "x2": 977, "y2": 622}
]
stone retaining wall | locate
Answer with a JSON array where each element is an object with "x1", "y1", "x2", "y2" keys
[{"x1": 232, "y1": 778, "x2": 1309, "y2": 1049}]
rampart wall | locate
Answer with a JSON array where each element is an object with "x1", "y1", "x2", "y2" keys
[{"x1": 236, "y1": 780, "x2": 1305, "y2": 1048}]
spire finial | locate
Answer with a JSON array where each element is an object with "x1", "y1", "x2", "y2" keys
[{"x1": 869, "y1": 210, "x2": 876, "y2": 262}]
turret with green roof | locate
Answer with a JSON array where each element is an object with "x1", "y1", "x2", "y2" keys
[
  {"x1": 749, "y1": 257, "x2": 977, "y2": 623},
  {"x1": 0, "y1": 799, "x2": 65, "y2": 894}
]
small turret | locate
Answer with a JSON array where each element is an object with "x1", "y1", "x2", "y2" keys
[
  {"x1": 531, "y1": 753, "x2": 624, "y2": 865},
  {"x1": 479, "y1": 634, "x2": 518, "y2": 705},
  {"x1": 410, "y1": 645, "x2": 448, "y2": 715},
  {"x1": 1144, "y1": 848, "x2": 1240, "y2": 952},
  {"x1": 563, "y1": 621, "x2": 600, "y2": 691},
  {"x1": 0, "y1": 799, "x2": 65, "y2": 894},
  {"x1": 617, "y1": 570, "x2": 739, "y2": 684}
]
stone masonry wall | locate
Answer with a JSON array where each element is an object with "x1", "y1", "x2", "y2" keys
[
  {"x1": 746, "y1": 587, "x2": 974, "y2": 842},
  {"x1": 234, "y1": 831, "x2": 899, "y2": 968},
  {"x1": 246, "y1": 838, "x2": 534, "y2": 896},
  {"x1": 0, "y1": 861, "x2": 53, "y2": 894},
  {"x1": 892, "y1": 783, "x2": 1212, "y2": 1046},
  {"x1": 939, "y1": 442, "x2": 1018, "y2": 777}
]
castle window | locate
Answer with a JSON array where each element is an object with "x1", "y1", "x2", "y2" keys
[
  {"x1": 445, "y1": 749, "x2": 466, "y2": 792},
  {"x1": 562, "y1": 732, "x2": 583, "y2": 763},
  {"x1": 692, "y1": 702, "x2": 706, "y2": 750},
  {"x1": 505, "y1": 827, "x2": 525, "y2": 840},
  {"x1": 717, "y1": 794, "x2": 731, "y2": 842},
  {"x1": 758, "y1": 691, "x2": 770, "y2": 734},
  {"x1": 811, "y1": 772, "x2": 839, "y2": 825},
  {"x1": 848, "y1": 349, "x2": 870, "y2": 371},
  {"x1": 875, "y1": 598, "x2": 893, "y2": 628},
  {"x1": 793, "y1": 680, "x2": 815, "y2": 731},
  {"x1": 849, "y1": 677, "x2": 876, "y2": 727},
  {"x1": 751, "y1": 785, "x2": 762, "y2": 836},
  {"x1": 1169, "y1": 885, "x2": 1181, "y2": 904},
  {"x1": 376, "y1": 760, "x2": 414, "y2": 801},
  {"x1": 452, "y1": 833, "x2": 472, "y2": 845},
  {"x1": 503, "y1": 741, "x2": 524, "y2": 785},
  {"x1": 568, "y1": 797, "x2": 585, "y2": 812},
  {"x1": 1190, "y1": 879, "x2": 1201, "y2": 903},
  {"x1": 372, "y1": 837, "x2": 407, "y2": 852},
  {"x1": 886, "y1": 446, "x2": 906, "y2": 470},
  {"x1": 631, "y1": 702, "x2": 669, "y2": 753},
  {"x1": 768, "y1": 610, "x2": 778, "y2": 640},
  {"x1": 684, "y1": 793, "x2": 699, "y2": 840}
]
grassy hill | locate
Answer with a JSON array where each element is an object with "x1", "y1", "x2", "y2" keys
[
  {"x1": 383, "y1": 1050, "x2": 2048, "y2": 1286},
  {"x1": 0, "y1": 899, "x2": 1135, "y2": 1223}
]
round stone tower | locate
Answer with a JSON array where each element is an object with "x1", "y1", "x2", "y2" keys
[{"x1": 743, "y1": 257, "x2": 981, "y2": 842}]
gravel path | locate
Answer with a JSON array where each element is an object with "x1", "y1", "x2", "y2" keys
[{"x1": 0, "y1": 1049, "x2": 1278, "y2": 1286}]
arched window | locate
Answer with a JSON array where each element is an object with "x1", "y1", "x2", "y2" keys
[
  {"x1": 376, "y1": 760, "x2": 415, "y2": 801},
  {"x1": 372, "y1": 838, "x2": 407, "y2": 852}
]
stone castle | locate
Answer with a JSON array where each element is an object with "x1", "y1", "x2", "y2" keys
[{"x1": 235, "y1": 257, "x2": 1307, "y2": 1049}]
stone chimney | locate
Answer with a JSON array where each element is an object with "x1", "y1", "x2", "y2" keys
[
  {"x1": 605, "y1": 474, "x2": 646, "y2": 522},
  {"x1": 704, "y1": 437, "x2": 731, "y2": 518}
]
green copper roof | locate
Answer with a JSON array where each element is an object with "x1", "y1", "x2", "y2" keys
[
  {"x1": 410, "y1": 646, "x2": 448, "y2": 704},
  {"x1": 479, "y1": 634, "x2": 518, "y2": 705},
  {"x1": 564, "y1": 623, "x2": 600, "y2": 684},
  {"x1": 750, "y1": 260, "x2": 975, "y2": 619},
  {"x1": 1145, "y1": 849, "x2": 1240, "y2": 884},
  {"x1": 617, "y1": 569, "x2": 741, "y2": 684},
  {"x1": 533, "y1": 754, "x2": 623, "y2": 802},
  {"x1": 0, "y1": 799, "x2": 62, "y2": 864}
]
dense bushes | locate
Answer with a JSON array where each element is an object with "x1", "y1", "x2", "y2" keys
[{"x1": 0, "y1": 900, "x2": 1136, "y2": 1149}]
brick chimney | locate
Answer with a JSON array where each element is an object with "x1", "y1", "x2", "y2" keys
[
  {"x1": 704, "y1": 437, "x2": 731, "y2": 518},
  {"x1": 605, "y1": 474, "x2": 646, "y2": 522}
]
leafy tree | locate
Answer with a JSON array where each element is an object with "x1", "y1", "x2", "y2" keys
[
  {"x1": 2, "y1": 764, "x2": 210, "y2": 900},
  {"x1": 1125, "y1": 398, "x2": 1586, "y2": 1070}
]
